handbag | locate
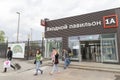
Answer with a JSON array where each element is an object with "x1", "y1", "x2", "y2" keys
[
  {"x1": 40, "y1": 61, "x2": 42, "y2": 64},
  {"x1": 34, "y1": 60, "x2": 36, "y2": 64},
  {"x1": 4, "y1": 60, "x2": 11, "y2": 68},
  {"x1": 69, "y1": 52, "x2": 73, "y2": 57},
  {"x1": 34, "y1": 60, "x2": 42, "y2": 64},
  {"x1": 40, "y1": 56, "x2": 43, "y2": 64}
]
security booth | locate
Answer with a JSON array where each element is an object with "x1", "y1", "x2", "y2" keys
[{"x1": 44, "y1": 7, "x2": 120, "y2": 63}]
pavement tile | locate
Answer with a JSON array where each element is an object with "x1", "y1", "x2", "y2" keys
[{"x1": 0, "y1": 58, "x2": 120, "y2": 80}]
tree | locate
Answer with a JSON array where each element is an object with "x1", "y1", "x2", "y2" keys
[{"x1": 0, "y1": 30, "x2": 5, "y2": 42}]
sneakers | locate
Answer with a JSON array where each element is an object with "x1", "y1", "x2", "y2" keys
[
  {"x1": 34, "y1": 73, "x2": 38, "y2": 76},
  {"x1": 34, "y1": 71, "x2": 43, "y2": 76},
  {"x1": 64, "y1": 67, "x2": 66, "y2": 69},
  {"x1": 41, "y1": 71, "x2": 43, "y2": 74},
  {"x1": 2, "y1": 71, "x2": 6, "y2": 73}
]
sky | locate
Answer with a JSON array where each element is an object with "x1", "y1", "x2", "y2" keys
[{"x1": 0, "y1": 0, "x2": 120, "y2": 42}]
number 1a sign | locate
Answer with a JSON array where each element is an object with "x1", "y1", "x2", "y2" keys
[{"x1": 103, "y1": 14, "x2": 118, "y2": 28}]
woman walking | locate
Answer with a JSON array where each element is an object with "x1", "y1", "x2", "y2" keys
[
  {"x1": 50, "y1": 48, "x2": 59, "y2": 75},
  {"x1": 34, "y1": 49, "x2": 43, "y2": 76}
]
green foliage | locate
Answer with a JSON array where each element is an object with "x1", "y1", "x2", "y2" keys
[{"x1": 0, "y1": 30, "x2": 5, "y2": 42}]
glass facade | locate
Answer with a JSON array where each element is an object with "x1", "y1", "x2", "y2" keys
[
  {"x1": 68, "y1": 33, "x2": 118, "y2": 63},
  {"x1": 45, "y1": 34, "x2": 118, "y2": 63},
  {"x1": 101, "y1": 34, "x2": 118, "y2": 62},
  {"x1": 68, "y1": 35, "x2": 100, "y2": 61},
  {"x1": 68, "y1": 38, "x2": 81, "y2": 61},
  {"x1": 45, "y1": 38, "x2": 62, "y2": 58}
]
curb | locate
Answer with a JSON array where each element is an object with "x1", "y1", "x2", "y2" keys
[
  {"x1": 27, "y1": 60, "x2": 120, "y2": 73},
  {"x1": 42, "y1": 62, "x2": 120, "y2": 73}
]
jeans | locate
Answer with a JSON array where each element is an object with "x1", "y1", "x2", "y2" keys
[
  {"x1": 51, "y1": 64, "x2": 58, "y2": 73},
  {"x1": 35, "y1": 61, "x2": 42, "y2": 74},
  {"x1": 64, "y1": 58, "x2": 70, "y2": 69}
]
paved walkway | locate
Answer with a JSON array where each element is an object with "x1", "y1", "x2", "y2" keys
[
  {"x1": 66, "y1": 61, "x2": 120, "y2": 73},
  {"x1": 0, "y1": 58, "x2": 120, "y2": 80},
  {"x1": 38, "y1": 60, "x2": 120, "y2": 73},
  {"x1": 0, "y1": 58, "x2": 35, "y2": 74},
  {"x1": 1, "y1": 58, "x2": 120, "y2": 73}
]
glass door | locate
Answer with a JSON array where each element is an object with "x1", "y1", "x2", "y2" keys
[
  {"x1": 69, "y1": 39, "x2": 81, "y2": 61},
  {"x1": 101, "y1": 34, "x2": 118, "y2": 62},
  {"x1": 45, "y1": 38, "x2": 62, "y2": 58}
]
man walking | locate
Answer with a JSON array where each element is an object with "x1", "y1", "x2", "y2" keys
[
  {"x1": 3, "y1": 47, "x2": 15, "y2": 72},
  {"x1": 62, "y1": 49, "x2": 70, "y2": 69}
]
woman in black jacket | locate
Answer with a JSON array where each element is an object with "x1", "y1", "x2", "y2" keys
[{"x1": 50, "y1": 48, "x2": 59, "y2": 75}]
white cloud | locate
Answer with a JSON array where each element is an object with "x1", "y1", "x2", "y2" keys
[{"x1": 0, "y1": 0, "x2": 120, "y2": 42}]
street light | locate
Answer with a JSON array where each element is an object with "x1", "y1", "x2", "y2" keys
[
  {"x1": 27, "y1": 34, "x2": 30, "y2": 60},
  {"x1": 42, "y1": 32, "x2": 44, "y2": 56},
  {"x1": 16, "y1": 12, "x2": 20, "y2": 42}
]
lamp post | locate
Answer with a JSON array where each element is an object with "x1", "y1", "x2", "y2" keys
[
  {"x1": 16, "y1": 12, "x2": 20, "y2": 43},
  {"x1": 42, "y1": 32, "x2": 44, "y2": 57},
  {"x1": 27, "y1": 34, "x2": 30, "y2": 60},
  {"x1": 30, "y1": 28, "x2": 32, "y2": 41}
]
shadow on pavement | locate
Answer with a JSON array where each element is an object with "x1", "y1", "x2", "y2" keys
[{"x1": 115, "y1": 75, "x2": 120, "y2": 80}]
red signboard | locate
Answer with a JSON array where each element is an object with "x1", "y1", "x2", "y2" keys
[
  {"x1": 41, "y1": 19, "x2": 46, "y2": 26},
  {"x1": 103, "y1": 14, "x2": 118, "y2": 28}
]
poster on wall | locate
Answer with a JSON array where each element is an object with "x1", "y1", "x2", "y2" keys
[{"x1": 8, "y1": 43, "x2": 25, "y2": 58}]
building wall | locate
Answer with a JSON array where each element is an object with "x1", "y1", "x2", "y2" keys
[
  {"x1": 116, "y1": 8, "x2": 120, "y2": 63},
  {"x1": 45, "y1": 8, "x2": 119, "y2": 50}
]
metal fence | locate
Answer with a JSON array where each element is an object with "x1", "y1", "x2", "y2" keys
[
  {"x1": 0, "y1": 42, "x2": 8, "y2": 58},
  {"x1": 0, "y1": 40, "x2": 44, "y2": 60}
]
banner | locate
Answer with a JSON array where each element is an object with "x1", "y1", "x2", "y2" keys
[{"x1": 8, "y1": 43, "x2": 25, "y2": 58}]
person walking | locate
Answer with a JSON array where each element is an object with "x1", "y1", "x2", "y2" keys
[
  {"x1": 3, "y1": 47, "x2": 15, "y2": 72},
  {"x1": 62, "y1": 49, "x2": 70, "y2": 69},
  {"x1": 67, "y1": 48, "x2": 72, "y2": 57},
  {"x1": 50, "y1": 48, "x2": 59, "y2": 75},
  {"x1": 34, "y1": 49, "x2": 43, "y2": 76}
]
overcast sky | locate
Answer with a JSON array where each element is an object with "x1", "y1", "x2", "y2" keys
[{"x1": 0, "y1": 0, "x2": 120, "y2": 42}]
